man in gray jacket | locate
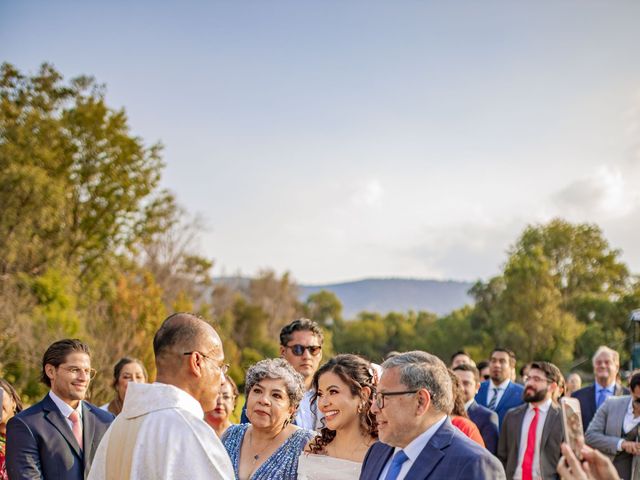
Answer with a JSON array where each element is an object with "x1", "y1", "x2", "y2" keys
[{"x1": 585, "y1": 370, "x2": 640, "y2": 480}]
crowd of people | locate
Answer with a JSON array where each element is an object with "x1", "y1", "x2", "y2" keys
[{"x1": 0, "y1": 313, "x2": 637, "y2": 479}]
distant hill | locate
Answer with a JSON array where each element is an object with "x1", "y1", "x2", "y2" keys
[{"x1": 299, "y1": 278, "x2": 475, "y2": 319}]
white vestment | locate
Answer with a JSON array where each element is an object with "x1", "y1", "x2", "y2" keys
[{"x1": 88, "y1": 382, "x2": 234, "y2": 480}]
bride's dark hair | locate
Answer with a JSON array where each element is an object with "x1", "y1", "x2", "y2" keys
[{"x1": 308, "y1": 354, "x2": 378, "y2": 454}]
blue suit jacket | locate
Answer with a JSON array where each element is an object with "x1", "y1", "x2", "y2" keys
[
  {"x1": 467, "y1": 400, "x2": 500, "y2": 454},
  {"x1": 571, "y1": 383, "x2": 629, "y2": 432},
  {"x1": 475, "y1": 380, "x2": 524, "y2": 427},
  {"x1": 359, "y1": 417, "x2": 505, "y2": 480},
  {"x1": 6, "y1": 394, "x2": 114, "y2": 480}
]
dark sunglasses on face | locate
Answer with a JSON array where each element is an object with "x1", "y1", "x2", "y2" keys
[{"x1": 285, "y1": 344, "x2": 322, "y2": 356}]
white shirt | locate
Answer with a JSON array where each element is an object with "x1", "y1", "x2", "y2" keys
[
  {"x1": 614, "y1": 397, "x2": 640, "y2": 451},
  {"x1": 513, "y1": 399, "x2": 552, "y2": 480},
  {"x1": 49, "y1": 390, "x2": 83, "y2": 431},
  {"x1": 88, "y1": 382, "x2": 234, "y2": 480},
  {"x1": 297, "y1": 389, "x2": 324, "y2": 431},
  {"x1": 378, "y1": 416, "x2": 448, "y2": 480},
  {"x1": 486, "y1": 379, "x2": 511, "y2": 408}
]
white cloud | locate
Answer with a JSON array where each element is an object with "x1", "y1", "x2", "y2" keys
[{"x1": 350, "y1": 178, "x2": 383, "y2": 207}]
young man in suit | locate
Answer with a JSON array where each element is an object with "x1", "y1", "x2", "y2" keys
[
  {"x1": 360, "y1": 351, "x2": 505, "y2": 480},
  {"x1": 572, "y1": 346, "x2": 629, "y2": 431},
  {"x1": 476, "y1": 347, "x2": 524, "y2": 427},
  {"x1": 6, "y1": 339, "x2": 114, "y2": 480},
  {"x1": 498, "y1": 361, "x2": 564, "y2": 480},
  {"x1": 454, "y1": 363, "x2": 500, "y2": 454},
  {"x1": 584, "y1": 370, "x2": 640, "y2": 480}
]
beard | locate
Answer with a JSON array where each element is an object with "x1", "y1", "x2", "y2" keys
[{"x1": 523, "y1": 386, "x2": 547, "y2": 403}]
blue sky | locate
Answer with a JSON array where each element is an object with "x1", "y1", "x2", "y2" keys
[{"x1": 3, "y1": 1, "x2": 640, "y2": 284}]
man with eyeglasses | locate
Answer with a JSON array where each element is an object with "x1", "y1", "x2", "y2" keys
[
  {"x1": 360, "y1": 351, "x2": 505, "y2": 480},
  {"x1": 240, "y1": 318, "x2": 324, "y2": 430},
  {"x1": 88, "y1": 312, "x2": 234, "y2": 479},
  {"x1": 6, "y1": 338, "x2": 114, "y2": 480},
  {"x1": 497, "y1": 361, "x2": 564, "y2": 480}
]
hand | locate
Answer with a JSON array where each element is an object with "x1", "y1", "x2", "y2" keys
[
  {"x1": 621, "y1": 440, "x2": 640, "y2": 455},
  {"x1": 557, "y1": 443, "x2": 620, "y2": 480}
]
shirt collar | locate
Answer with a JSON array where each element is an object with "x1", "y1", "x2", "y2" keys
[
  {"x1": 399, "y1": 415, "x2": 448, "y2": 464},
  {"x1": 595, "y1": 382, "x2": 616, "y2": 394},
  {"x1": 527, "y1": 398, "x2": 552, "y2": 413},
  {"x1": 464, "y1": 399, "x2": 474, "y2": 410},
  {"x1": 491, "y1": 378, "x2": 511, "y2": 390},
  {"x1": 49, "y1": 390, "x2": 83, "y2": 419}
]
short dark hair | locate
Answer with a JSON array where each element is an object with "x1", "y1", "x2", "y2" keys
[
  {"x1": 453, "y1": 363, "x2": 480, "y2": 383},
  {"x1": 529, "y1": 361, "x2": 562, "y2": 384},
  {"x1": 279, "y1": 318, "x2": 324, "y2": 347},
  {"x1": 477, "y1": 360, "x2": 489, "y2": 372},
  {"x1": 41, "y1": 339, "x2": 91, "y2": 387},
  {"x1": 153, "y1": 312, "x2": 204, "y2": 357},
  {"x1": 450, "y1": 350, "x2": 471, "y2": 363},
  {"x1": 519, "y1": 362, "x2": 532, "y2": 378},
  {"x1": 629, "y1": 370, "x2": 640, "y2": 391},
  {"x1": 491, "y1": 347, "x2": 517, "y2": 367}
]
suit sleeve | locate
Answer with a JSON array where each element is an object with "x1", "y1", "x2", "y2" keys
[
  {"x1": 461, "y1": 449, "x2": 507, "y2": 480},
  {"x1": 480, "y1": 411, "x2": 500, "y2": 455},
  {"x1": 5, "y1": 416, "x2": 44, "y2": 480},
  {"x1": 584, "y1": 399, "x2": 621, "y2": 456}
]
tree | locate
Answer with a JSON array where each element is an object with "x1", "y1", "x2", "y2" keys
[{"x1": 304, "y1": 290, "x2": 343, "y2": 328}]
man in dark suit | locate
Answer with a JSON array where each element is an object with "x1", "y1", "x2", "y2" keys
[
  {"x1": 360, "y1": 351, "x2": 505, "y2": 480},
  {"x1": 476, "y1": 347, "x2": 524, "y2": 427},
  {"x1": 584, "y1": 370, "x2": 640, "y2": 480},
  {"x1": 454, "y1": 363, "x2": 500, "y2": 454},
  {"x1": 571, "y1": 346, "x2": 629, "y2": 431},
  {"x1": 6, "y1": 339, "x2": 114, "y2": 479},
  {"x1": 498, "y1": 361, "x2": 564, "y2": 480}
]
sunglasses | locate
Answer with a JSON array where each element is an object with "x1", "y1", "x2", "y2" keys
[{"x1": 285, "y1": 344, "x2": 322, "y2": 356}]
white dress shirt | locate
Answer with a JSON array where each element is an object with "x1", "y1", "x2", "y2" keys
[
  {"x1": 378, "y1": 416, "x2": 448, "y2": 480},
  {"x1": 513, "y1": 399, "x2": 552, "y2": 480},
  {"x1": 49, "y1": 390, "x2": 83, "y2": 431},
  {"x1": 487, "y1": 379, "x2": 511, "y2": 408},
  {"x1": 615, "y1": 397, "x2": 640, "y2": 451}
]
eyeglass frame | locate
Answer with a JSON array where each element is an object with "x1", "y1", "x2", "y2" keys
[
  {"x1": 283, "y1": 344, "x2": 322, "y2": 357},
  {"x1": 373, "y1": 389, "x2": 420, "y2": 409},
  {"x1": 183, "y1": 351, "x2": 230, "y2": 375},
  {"x1": 57, "y1": 365, "x2": 98, "y2": 380}
]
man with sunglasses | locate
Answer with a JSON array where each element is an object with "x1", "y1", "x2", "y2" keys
[
  {"x1": 240, "y1": 318, "x2": 324, "y2": 430},
  {"x1": 360, "y1": 351, "x2": 505, "y2": 480},
  {"x1": 6, "y1": 339, "x2": 114, "y2": 480}
]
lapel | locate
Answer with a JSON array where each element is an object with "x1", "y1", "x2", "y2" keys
[
  {"x1": 612, "y1": 397, "x2": 632, "y2": 434},
  {"x1": 511, "y1": 404, "x2": 527, "y2": 453},
  {"x1": 496, "y1": 382, "x2": 513, "y2": 411},
  {"x1": 540, "y1": 403, "x2": 560, "y2": 449},
  {"x1": 477, "y1": 382, "x2": 489, "y2": 406},
  {"x1": 82, "y1": 402, "x2": 95, "y2": 465},
  {"x1": 367, "y1": 443, "x2": 395, "y2": 479},
  {"x1": 587, "y1": 385, "x2": 597, "y2": 418},
  {"x1": 405, "y1": 418, "x2": 453, "y2": 480},
  {"x1": 42, "y1": 394, "x2": 83, "y2": 458}
]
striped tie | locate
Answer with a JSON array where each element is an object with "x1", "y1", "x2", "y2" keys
[{"x1": 487, "y1": 387, "x2": 500, "y2": 410}]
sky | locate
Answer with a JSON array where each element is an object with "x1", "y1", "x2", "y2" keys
[{"x1": 2, "y1": 1, "x2": 640, "y2": 285}]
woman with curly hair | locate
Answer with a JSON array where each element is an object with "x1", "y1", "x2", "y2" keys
[{"x1": 298, "y1": 354, "x2": 378, "y2": 480}]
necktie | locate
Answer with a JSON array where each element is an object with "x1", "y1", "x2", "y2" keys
[
  {"x1": 487, "y1": 387, "x2": 500, "y2": 410},
  {"x1": 69, "y1": 410, "x2": 83, "y2": 449},
  {"x1": 596, "y1": 388, "x2": 610, "y2": 409},
  {"x1": 384, "y1": 450, "x2": 409, "y2": 480},
  {"x1": 522, "y1": 407, "x2": 539, "y2": 480}
]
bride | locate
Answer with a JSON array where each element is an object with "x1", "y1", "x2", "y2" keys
[{"x1": 298, "y1": 354, "x2": 378, "y2": 480}]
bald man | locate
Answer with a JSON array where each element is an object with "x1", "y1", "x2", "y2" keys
[{"x1": 88, "y1": 313, "x2": 234, "y2": 479}]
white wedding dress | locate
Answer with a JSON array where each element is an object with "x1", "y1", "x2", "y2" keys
[{"x1": 297, "y1": 453, "x2": 362, "y2": 480}]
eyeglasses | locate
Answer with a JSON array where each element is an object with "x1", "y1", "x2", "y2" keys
[
  {"x1": 373, "y1": 390, "x2": 419, "y2": 409},
  {"x1": 183, "y1": 351, "x2": 230, "y2": 375},
  {"x1": 284, "y1": 344, "x2": 322, "y2": 356},
  {"x1": 526, "y1": 375, "x2": 551, "y2": 384},
  {"x1": 58, "y1": 365, "x2": 97, "y2": 380}
]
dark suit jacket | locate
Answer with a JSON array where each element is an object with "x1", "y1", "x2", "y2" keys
[
  {"x1": 571, "y1": 383, "x2": 629, "y2": 432},
  {"x1": 497, "y1": 402, "x2": 564, "y2": 480},
  {"x1": 475, "y1": 380, "x2": 524, "y2": 427},
  {"x1": 359, "y1": 417, "x2": 506, "y2": 480},
  {"x1": 6, "y1": 394, "x2": 114, "y2": 480},
  {"x1": 468, "y1": 400, "x2": 500, "y2": 454}
]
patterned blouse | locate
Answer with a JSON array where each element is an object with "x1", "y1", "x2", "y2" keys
[
  {"x1": 222, "y1": 423, "x2": 314, "y2": 480},
  {"x1": 0, "y1": 433, "x2": 8, "y2": 480}
]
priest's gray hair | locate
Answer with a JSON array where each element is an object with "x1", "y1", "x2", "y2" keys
[
  {"x1": 382, "y1": 350, "x2": 453, "y2": 414},
  {"x1": 245, "y1": 358, "x2": 306, "y2": 408}
]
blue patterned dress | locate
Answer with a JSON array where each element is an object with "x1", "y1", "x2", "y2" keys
[{"x1": 222, "y1": 423, "x2": 314, "y2": 480}]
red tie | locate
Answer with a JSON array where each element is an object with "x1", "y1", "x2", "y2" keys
[
  {"x1": 69, "y1": 410, "x2": 83, "y2": 449},
  {"x1": 522, "y1": 407, "x2": 539, "y2": 480}
]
